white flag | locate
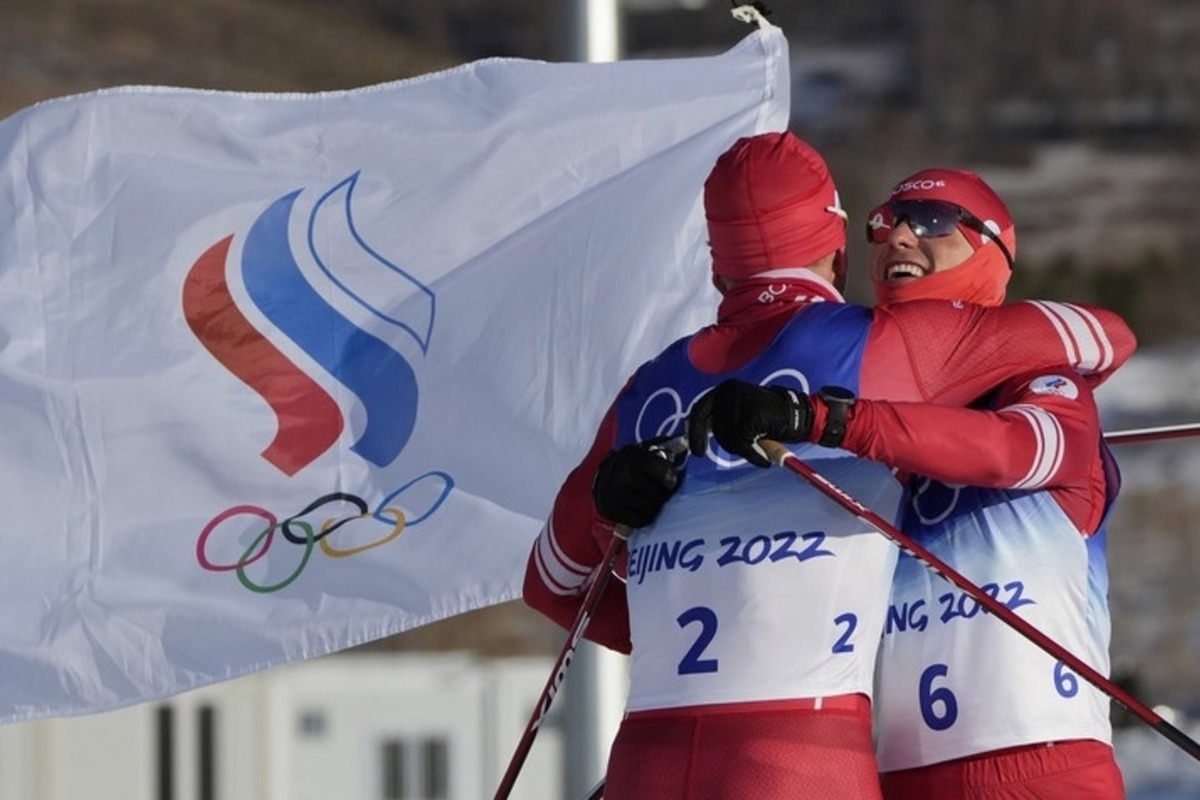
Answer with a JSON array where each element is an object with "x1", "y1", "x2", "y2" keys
[{"x1": 0, "y1": 28, "x2": 788, "y2": 722}]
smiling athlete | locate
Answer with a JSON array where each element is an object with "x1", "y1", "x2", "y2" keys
[
  {"x1": 699, "y1": 168, "x2": 1127, "y2": 799},
  {"x1": 862, "y1": 171, "x2": 1126, "y2": 799}
]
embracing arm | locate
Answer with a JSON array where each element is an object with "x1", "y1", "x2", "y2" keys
[
  {"x1": 522, "y1": 405, "x2": 633, "y2": 654},
  {"x1": 863, "y1": 299, "x2": 1137, "y2": 405},
  {"x1": 832, "y1": 369, "x2": 1107, "y2": 533}
]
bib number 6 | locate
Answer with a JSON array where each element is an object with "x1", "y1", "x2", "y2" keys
[{"x1": 918, "y1": 663, "x2": 958, "y2": 731}]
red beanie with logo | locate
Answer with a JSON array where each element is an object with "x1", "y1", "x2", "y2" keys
[
  {"x1": 884, "y1": 168, "x2": 1016, "y2": 258},
  {"x1": 704, "y1": 132, "x2": 846, "y2": 281},
  {"x1": 873, "y1": 168, "x2": 1016, "y2": 307}
]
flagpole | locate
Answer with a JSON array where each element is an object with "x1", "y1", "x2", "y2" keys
[
  {"x1": 563, "y1": 5, "x2": 623, "y2": 796},
  {"x1": 569, "y1": 0, "x2": 621, "y2": 63}
]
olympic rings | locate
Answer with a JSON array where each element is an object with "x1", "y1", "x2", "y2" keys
[
  {"x1": 910, "y1": 478, "x2": 963, "y2": 526},
  {"x1": 195, "y1": 471, "x2": 456, "y2": 593},
  {"x1": 372, "y1": 471, "x2": 453, "y2": 526},
  {"x1": 282, "y1": 492, "x2": 368, "y2": 544},
  {"x1": 237, "y1": 520, "x2": 314, "y2": 594},
  {"x1": 320, "y1": 508, "x2": 404, "y2": 558},
  {"x1": 634, "y1": 387, "x2": 688, "y2": 443},
  {"x1": 196, "y1": 505, "x2": 277, "y2": 572}
]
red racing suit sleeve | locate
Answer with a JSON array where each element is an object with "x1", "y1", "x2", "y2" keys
[
  {"x1": 522, "y1": 397, "x2": 634, "y2": 653},
  {"x1": 861, "y1": 299, "x2": 1137, "y2": 405},
  {"x1": 836, "y1": 369, "x2": 1108, "y2": 534}
]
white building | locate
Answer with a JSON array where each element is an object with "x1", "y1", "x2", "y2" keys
[{"x1": 0, "y1": 653, "x2": 563, "y2": 800}]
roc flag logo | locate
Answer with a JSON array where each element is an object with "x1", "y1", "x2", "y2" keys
[
  {"x1": 182, "y1": 173, "x2": 434, "y2": 475},
  {"x1": 182, "y1": 174, "x2": 452, "y2": 594}
]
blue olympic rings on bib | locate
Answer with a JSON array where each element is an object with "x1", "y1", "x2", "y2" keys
[
  {"x1": 910, "y1": 478, "x2": 964, "y2": 525},
  {"x1": 634, "y1": 369, "x2": 811, "y2": 468}
]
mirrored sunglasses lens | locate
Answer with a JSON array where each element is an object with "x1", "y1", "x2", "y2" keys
[{"x1": 895, "y1": 201, "x2": 960, "y2": 238}]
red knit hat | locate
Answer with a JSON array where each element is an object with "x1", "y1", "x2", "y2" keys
[
  {"x1": 883, "y1": 168, "x2": 1016, "y2": 258},
  {"x1": 704, "y1": 132, "x2": 846, "y2": 280}
]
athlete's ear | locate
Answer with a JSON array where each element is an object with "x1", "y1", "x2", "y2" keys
[{"x1": 831, "y1": 249, "x2": 848, "y2": 293}]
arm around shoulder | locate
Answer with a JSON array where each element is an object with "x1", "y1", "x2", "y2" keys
[
  {"x1": 872, "y1": 299, "x2": 1137, "y2": 405},
  {"x1": 1014, "y1": 299, "x2": 1138, "y2": 384}
]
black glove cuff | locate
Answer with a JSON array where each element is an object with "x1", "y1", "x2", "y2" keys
[
  {"x1": 781, "y1": 388, "x2": 807, "y2": 440},
  {"x1": 816, "y1": 386, "x2": 855, "y2": 448},
  {"x1": 760, "y1": 387, "x2": 808, "y2": 443}
]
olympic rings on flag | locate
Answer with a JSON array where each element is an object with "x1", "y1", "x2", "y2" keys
[
  {"x1": 281, "y1": 492, "x2": 368, "y2": 544},
  {"x1": 320, "y1": 508, "x2": 404, "y2": 559},
  {"x1": 196, "y1": 505, "x2": 278, "y2": 572},
  {"x1": 237, "y1": 520, "x2": 313, "y2": 594},
  {"x1": 195, "y1": 471, "x2": 454, "y2": 593}
]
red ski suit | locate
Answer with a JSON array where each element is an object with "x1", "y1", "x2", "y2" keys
[{"x1": 522, "y1": 274, "x2": 1135, "y2": 798}]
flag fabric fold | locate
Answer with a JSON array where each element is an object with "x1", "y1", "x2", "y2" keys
[{"x1": 0, "y1": 27, "x2": 789, "y2": 722}]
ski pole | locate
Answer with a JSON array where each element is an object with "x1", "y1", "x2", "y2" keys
[
  {"x1": 493, "y1": 436, "x2": 687, "y2": 799},
  {"x1": 492, "y1": 532, "x2": 626, "y2": 800},
  {"x1": 570, "y1": 420, "x2": 1200, "y2": 800},
  {"x1": 757, "y1": 438, "x2": 1200, "y2": 762},
  {"x1": 1104, "y1": 421, "x2": 1200, "y2": 445}
]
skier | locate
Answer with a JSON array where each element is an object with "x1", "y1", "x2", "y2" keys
[
  {"x1": 697, "y1": 168, "x2": 1127, "y2": 798},
  {"x1": 524, "y1": 134, "x2": 1133, "y2": 797}
]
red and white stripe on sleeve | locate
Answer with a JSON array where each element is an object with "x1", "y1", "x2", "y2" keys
[
  {"x1": 1023, "y1": 301, "x2": 1117, "y2": 375},
  {"x1": 531, "y1": 518, "x2": 592, "y2": 598},
  {"x1": 862, "y1": 298, "x2": 1136, "y2": 406},
  {"x1": 1004, "y1": 404, "x2": 1066, "y2": 490},
  {"x1": 839, "y1": 369, "x2": 1107, "y2": 534},
  {"x1": 522, "y1": 401, "x2": 633, "y2": 653}
]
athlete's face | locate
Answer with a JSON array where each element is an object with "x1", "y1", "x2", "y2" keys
[{"x1": 869, "y1": 220, "x2": 975, "y2": 287}]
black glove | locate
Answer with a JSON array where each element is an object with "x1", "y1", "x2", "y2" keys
[
  {"x1": 592, "y1": 438, "x2": 685, "y2": 529},
  {"x1": 687, "y1": 379, "x2": 813, "y2": 467}
]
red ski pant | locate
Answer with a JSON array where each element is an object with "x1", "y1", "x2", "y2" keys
[
  {"x1": 604, "y1": 694, "x2": 881, "y2": 800},
  {"x1": 880, "y1": 738, "x2": 1125, "y2": 800}
]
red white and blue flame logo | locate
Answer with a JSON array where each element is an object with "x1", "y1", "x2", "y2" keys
[
  {"x1": 182, "y1": 172, "x2": 433, "y2": 475},
  {"x1": 181, "y1": 173, "x2": 450, "y2": 593}
]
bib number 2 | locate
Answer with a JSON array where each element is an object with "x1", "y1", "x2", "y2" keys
[
  {"x1": 674, "y1": 606, "x2": 860, "y2": 675},
  {"x1": 676, "y1": 606, "x2": 719, "y2": 675}
]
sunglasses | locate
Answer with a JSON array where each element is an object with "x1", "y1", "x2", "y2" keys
[{"x1": 865, "y1": 199, "x2": 1014, "y2": 270}]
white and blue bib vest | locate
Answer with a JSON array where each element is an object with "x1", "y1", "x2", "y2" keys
[
  {"x1": 611, "y1": 304, "x2": 904, "y2": 712},
  {"x1": 875, "y1": 443, "x2": 1121, "y2": 770}
]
